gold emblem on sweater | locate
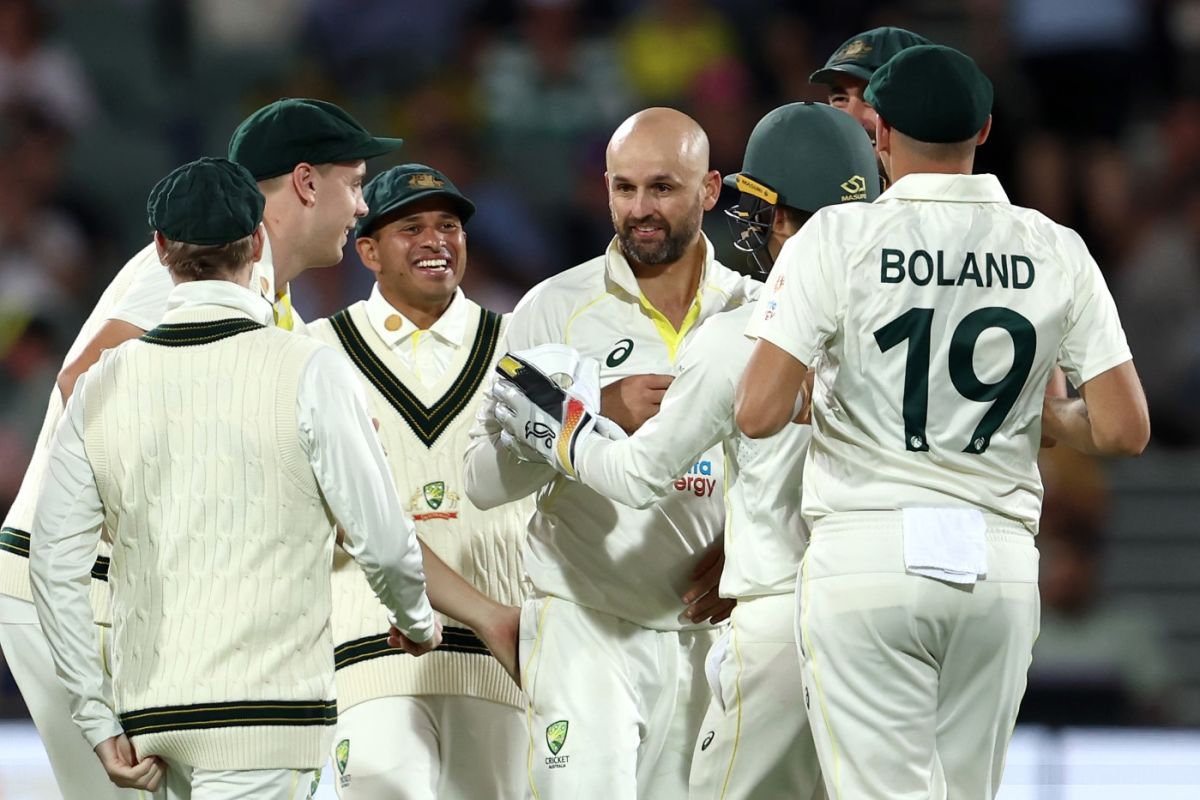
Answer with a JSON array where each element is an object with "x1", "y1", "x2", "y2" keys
[{"x1": 409, "y1": 481, "x2": 459, "y2": 521}]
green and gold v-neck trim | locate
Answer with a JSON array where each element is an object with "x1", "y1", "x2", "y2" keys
[
  {"x1": 329, "y1": 306, "x2": 502, "y2": 447},
  {"x1": 140, "y1": 318, "x2": 265, "y2": 347}
]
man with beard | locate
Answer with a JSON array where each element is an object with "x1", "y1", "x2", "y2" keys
[
  {"x1": 464, "y1": 107, "x2": 758, "y2": 798},
  {"x1": 488, "y1": 102, "x2": 879, "y2": 800}
]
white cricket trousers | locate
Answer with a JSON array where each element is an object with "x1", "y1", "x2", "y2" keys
[
  {"x1": 329, "y1": 694, "x2": 525, "y2": 799},
  {"x1": 688, "y1": 593, "x2": 825, "y2": 800},
  {"x1": 518, "y1": 596, "x2": 717, "y2": 799},
  {"x1": 0, "y1": 598, "x2": 143, "y2": 800},
  {"x1": 159, "y1": 760, "x2": 319, "y2": 799},
  {"x1": 798, "y1": 511, "x2": 1040, "y2": 800}
]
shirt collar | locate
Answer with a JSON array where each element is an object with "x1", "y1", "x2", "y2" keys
[
  {"x1": 365, "y1": 284, "x2": 470, "y2": 349},
  {"x1": 876, "y1": 173, "x2": 1010, "y2": 205},
  {"x1": 250, "y1": 231, "x2": 279, "y2": 303},
  {"x1": 603, "y1": 233, "x2": 715, "y2": 300},
  {"x1": 165, "y1": 279, "x2": 275, "y2": 325}
]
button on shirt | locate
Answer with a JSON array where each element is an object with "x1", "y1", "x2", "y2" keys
[
  {"x1": 364, "y1": 285, "x2": 470, "y2": 387},
  {"x1": 29, "y1": 279, "x2": 434, "y2": 747}
]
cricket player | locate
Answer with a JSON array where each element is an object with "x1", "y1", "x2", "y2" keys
[
  {"x1": 464, "y1": 107, "x2": 759, "y2": 798},
  {"x1": 810, "y1": 26, "x2": 931, "y2": 149},
  {"x1": 0, "y1": 97, "x2": 404, "y2": 798},
  {"x1": 490, "y1": 101, "x2": 878, "y2": 800},
  {"x1": 737, "y1": 45, "x2": 1150, "y2": 799},
  {"x1": 30, "y1": 157, "x2": 440, "y2": 798},
  {"x1": 308, "y1": 164, "x2": 533, "y2": 798}
]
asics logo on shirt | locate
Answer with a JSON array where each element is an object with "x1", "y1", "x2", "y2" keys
[{"x1": 606, "y1": 338, "x2": 634, "y2": 368}]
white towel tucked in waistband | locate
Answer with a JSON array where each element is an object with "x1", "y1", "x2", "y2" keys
[{"x1": 902, "y1": 507, "x2": 988, "y2": 585}]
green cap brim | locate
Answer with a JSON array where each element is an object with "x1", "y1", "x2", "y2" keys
[
  {"x1": 809, "y1": 63, "x2": 875, "y2": 86},
  {"x1": 337, "y1": 136, "x2": 405, "y2": 163},
  {"x1": 358, "y1": 189, "x2": 476, "y2": 237}
]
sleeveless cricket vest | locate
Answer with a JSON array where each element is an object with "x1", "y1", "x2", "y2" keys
[
  {"x1": 309, "y1": 300, "x2": 530, "y2": 712},
  {"x1": 84, "y1": 306, "x2": 337, "y2": 770}
]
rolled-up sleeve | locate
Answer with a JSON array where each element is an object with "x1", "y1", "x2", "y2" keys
[{"x1": 297, "y1": 346, "x2": 435, "y2": 642}]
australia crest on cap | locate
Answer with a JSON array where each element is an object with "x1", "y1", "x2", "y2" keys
[
  {"x1": 408, "y1": 173, "x2": 445, "y2": 189},
  {"x1": 835, "y1": 39, "x2": 872, "y2": 62}
]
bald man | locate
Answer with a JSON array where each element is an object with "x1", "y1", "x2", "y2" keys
[{"x1": 465, "y1": 108, "x2": 759, "y2": 798}]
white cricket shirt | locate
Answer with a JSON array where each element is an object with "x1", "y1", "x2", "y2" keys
[
  {"x1": 465, "y1": 235, "x2": 759, "y2": 629},
  {"x1": 576, "y1": 304, "x2": 809, "y2": 599},
  {"x1": 362, "y1": 284, "x2": 471, "y2": 386},
  {"x1": 752, "y1": 173, "x2": 1132, "y2": 527}
]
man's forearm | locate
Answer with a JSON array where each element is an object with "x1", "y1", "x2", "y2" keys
[
  {"x1": 1042, "y1": 397, "x2": 1102, "y2": 455},
  {"x1": 419, "y1": 541, "x2": 505, "y2": 629},
  {"x1": 736, "y1": 339, "x2": 808, "y2": 439}
]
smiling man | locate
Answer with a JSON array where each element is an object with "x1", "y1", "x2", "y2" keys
[
  {"x1": 307, "y1": 164, "x2": 533, "y2": 800},
  {"x1": 465, "y1": 107, "x2": 759, "y2": 799}
]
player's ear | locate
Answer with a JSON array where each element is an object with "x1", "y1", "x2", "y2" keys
[
  {"x1": 977, "y1": 116, "x2": 993, "y2": 146},
  {"x1": 875, "y1": 115, "x2": 891, "y2": 157},
  {"x1": 355, "y1": 235, "x2": 382, "y2": 275},
  {"x1": 153, "y1": 231, "x2": 169, "y2": 264},
  {"x1": 291, "y1": 163, "x2": 318, "y2": 207},
  {"x1": 250, "y1": 226, "x2": 265, "y2": 263},
  {"x1": 702, "y1": 169, "x2": 721, "y2": 211}
]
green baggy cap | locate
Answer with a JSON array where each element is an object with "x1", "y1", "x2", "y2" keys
[
  {"x1": 357, "y1": 163, "x2": 476, "y2": 237},
  {"x1": 228, "y1": 98, "x2": 404, "y2": 181},
  {"x1": 865, "y1": 44, "x2": 993, "y2": 144},
  {"x1": 147, "y1": 157, "x2": 265, "y2": 245},
  {"x1": 810, "y1": 26, "x2": 931, "y2": 86},
  {"x1": 723, "y1": 102, "x2": 880, "y2": 212}
]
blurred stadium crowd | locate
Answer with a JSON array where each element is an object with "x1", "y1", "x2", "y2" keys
[{"x1": 0, "y1": 0, "x2": 1197, "y2": 728}]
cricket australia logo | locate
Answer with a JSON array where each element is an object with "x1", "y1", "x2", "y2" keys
[
  {"x1": 423, "y1": 481, "x2": 446, "y2": 509},
  {"x1": 546, "y1": 720, "x2": 568, "y2": 754},
  {"x1": 335, "y1": 739, "x2": 351, "y2": 788},
  {"x1": 545, "y1": 720, "x2": 570, "y2": 768},
  {"x1": 526, "y1": 421, "x2": 556, "y2": 450},
  {"x1": 407, "y1": 481, "x2": 460, "y2": 521},
  {"x1": 840, "y1": 175, "x2": 867, "y2": 201}
]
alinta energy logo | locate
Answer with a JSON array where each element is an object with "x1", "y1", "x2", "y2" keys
[
  {"x1": 674, "y1": 459, "x2": 717, "y2": 498},
  {"x1": 840, "y1": 175, "x2": 867, "y2": 202}
]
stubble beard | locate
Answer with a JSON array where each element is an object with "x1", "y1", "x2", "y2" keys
[{"x1": 614, "y1": 208, "x2": 702, "y2": 267}]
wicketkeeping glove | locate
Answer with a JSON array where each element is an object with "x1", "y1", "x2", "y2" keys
[{"x1": 490, "y1": 345, "x2": 620, "y2": 478}]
